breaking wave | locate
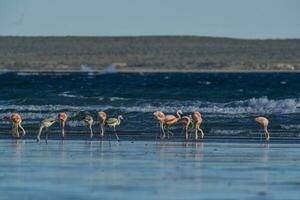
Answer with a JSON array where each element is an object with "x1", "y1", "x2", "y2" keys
[
  {"x1": 58, "y1": 92, "x2": 85, "y2": 98},
  {"x1": 118, "y1": 97, "x2": 300, "y2": 114},
  {"x1": 0, "y1": 97, "x2": 299, "y2": 117}
]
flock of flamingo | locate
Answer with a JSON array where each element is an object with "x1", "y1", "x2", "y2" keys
[{"x1": 2, "y1": 111, "x2": 270, "y2": 143}]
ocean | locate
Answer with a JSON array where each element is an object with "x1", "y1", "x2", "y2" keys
[
  {"x1": 0, "y1": 72, "x2": 300, "y2": 139},
  {"x1": 1, "y1": 72, "x2": 300, "y2": 199}
]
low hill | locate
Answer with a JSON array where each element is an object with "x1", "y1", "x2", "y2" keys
[{"x1": 0, "y1": 36, "x2": 300, "y2": 72}]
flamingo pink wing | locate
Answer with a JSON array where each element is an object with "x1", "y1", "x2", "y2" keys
[{"x1": 164, "y1": 115, "x2": 176, "y2": 122}]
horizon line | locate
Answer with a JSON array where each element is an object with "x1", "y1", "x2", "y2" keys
[{"x1": 0, "y1": 34, "x2": 300, "y2": 40}]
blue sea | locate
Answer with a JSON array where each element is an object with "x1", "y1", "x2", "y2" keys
[
  {"x1": 0, "y1": 72, "x2": 300, "y2": 138},
  {"x1": 1, "y1": 72, "x2": 300, "y2": 199}
]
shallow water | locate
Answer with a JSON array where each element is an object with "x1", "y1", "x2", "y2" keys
[
  {"x1": 1, "y1": 140, "x2": 300, "y2": 199},
  {"x1": 1, "y1": 72, "x2": 300, "y2": 199},
  {"x1": 1, "y1": 72, "x2": 300, "y2": 138}
]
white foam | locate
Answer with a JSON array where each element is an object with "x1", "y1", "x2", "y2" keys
[
  {"x1": 109, "y1": 97, "x2": 129, "y2": 101},
  {"x1": 0, "y1": 104, "x2": 112, "y2": 113},
  {"x1": 280, "y1": 124, "x2": 300, "y2": 129},
  {"x1": 103, "y1": 64, "x2": 118, "y2": 74},
  {"x1": 80, "y1": 64, "x2": 94, "y2": 75},
  {"x1": 211, "y1": 129, "x2": 245, "y2": 135},
  {"x1": 58, "y1": 92, "x2": 84, "y2": 98},
  {"x1": 0, "y1": 97, "x2": 299, "y2": 118},
  {"x1": 119, "y1": 97, "x2": 300, "y2": 115},
  {"x1": 16, "y1": 72, "x2": 41, "y2": 76}
]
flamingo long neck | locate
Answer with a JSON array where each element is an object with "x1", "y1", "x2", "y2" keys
[
  {"x1": 176, "y1": 111, "x2": 182, "y2": 119},
  {"x1": 264, "y1": 125, "x2": 269, "y2": 133},
  {"x1": 18, "y1": 122, "x2": 26, "y2": 136},
  {"x1": 117, "y1": 117, "x2": 121, "y2": 125},
  {"x1": 157, "y1": 115, "x2": 164, "y2": 123}
]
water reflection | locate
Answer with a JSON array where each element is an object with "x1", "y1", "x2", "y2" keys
[
  {"x1": 58, "y1": 140, "x2": 66, "y2": 160},
  {"x1": 260, "y1": 143, "x2": 269, "y2": 162},
  {"x1": 2, "y1": 140, "x2": 299, "y2": 199},
  {"x1": 12, "y1": 139, "x2": 23, "y2": 160},
  {"x1": 194, "y1": 142, "x2": 203, "y2": 161}
]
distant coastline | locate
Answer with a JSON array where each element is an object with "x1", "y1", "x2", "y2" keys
[
  {"x1": 3, "y1": 69, "x2": 300, "y2": 74},
  {"x1": 1, "y1": 36, "x2": 299, "y2": 72}
]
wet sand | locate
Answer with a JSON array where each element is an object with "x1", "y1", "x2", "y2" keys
[{"x1": 0, "y1": 139, "x2": 300, "y2": 199}]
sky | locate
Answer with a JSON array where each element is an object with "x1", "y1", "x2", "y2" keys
[{"x1": 0, "y1": 0, "x2": 299, "y2": 39}]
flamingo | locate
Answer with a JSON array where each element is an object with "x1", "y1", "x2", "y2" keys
[
  {"x1": 84, "y1": 115, "x2": 94, "y2": 139},
  {"x1": 164, "y1": 110, "x2": 183, "y2": 138},
  {"x1": 255, "y1": 116, "x2": 270, "y2": 141},
  {"x1": 58, "y1": 112, "x2": 68, "y2": 139},
  {"x1": 153, "y1": 111, "x2": 166, "y2": 139},
  {"x1": 37, "y1": 118, "x2": 56, "y2": 143},
  {"x1": 3, "y1": 114, "x2": 26, "y2": 138},
  {"x1": 106, "y1": 115, "x2": 123, "y2": 142},
  {"x1": 181, "y1": 115, "x2": 192, "y2": 140},
  {"x1": 98, "y1": 111, "x2": 107, "y2": 138},
  {"x1": 192, "y1": 112, "x2": 204, "y2": 140}
]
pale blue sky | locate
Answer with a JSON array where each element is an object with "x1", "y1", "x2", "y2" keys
[{"x1": 0, "y1": 0, "x2": 299, "y2": 38}]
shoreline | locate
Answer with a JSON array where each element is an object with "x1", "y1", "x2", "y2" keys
[
  {"x1": 1, "y1": 68, "x2": 300, "y2": 74},
  {"x1": 1, "y1": 134, "x2": 300, "y2": 144}
]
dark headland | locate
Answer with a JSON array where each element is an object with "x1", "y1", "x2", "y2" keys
[{"x1": 1, "y1": 36, "x2": 300, "y2": 72}]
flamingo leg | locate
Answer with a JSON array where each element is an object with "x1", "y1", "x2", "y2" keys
[
  {"x1": 161, "y1": 123, "x2": 166, "y2": 139},
  {"x1": 108, "y1": 128, "x2": 112, "y2": 146},
  {"x1": 37, "y1": 125, "x2": 44, "y2": 142},
  {"x1": 45, "y1": 128, "x2": 49, "y2": 144},
  {"x1": 198, "y1": 127, "x2": 204, "y2": 139},
  {"x1": 60, "y1": 121, "x2": 65, "y2": 139},
  {"x1": 169, "y1": 130, "x2": 174, "y2": 137},
  {"x1": 114, "y1": 126, "x2": 120, "y2": 142},
  {"x1": 89, "y1": 125, "x2": 93, "y2": 140},
  {"x1": 100, "y1": 124, "x2": 104, "y2": 138},
  {"x1": 195, "y1": 125, "x2": 199, "y2": 140},
  {"x1": 167, "y1": 125, "x2": 174, "y2": 138},
  {"x1": 166, "y1": 126, "x2": 170, "y2": 139},
  {"x1": 12, "y1": 123, "x2": 19, "y2": 138},
  {"x1": 185, "y1": 126, "x2": 189, "y2": 140},
  {"x1": 168, "y1": 125, "x2": 174, "y2": 137}
]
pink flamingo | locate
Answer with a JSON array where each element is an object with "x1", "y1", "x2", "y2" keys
[
  {"x1": 164, "y1": 110, "x2": 183, "y2": 138},
  {"x1": 84, "y1": 115, "x2": 94, "y2": 139},
  {"x1": 192, "y1": 112, "x2": 204, "y2": 140},
  {"x1": 181, "y1": 115, "x2": 192, "y2": 140},
  {"x1": 255, "y1": 116, "x2": 270, "y2": 141},
  {"x1": 58, "y1": 112, "x2": 68, "y2": 139},
  {"x1": 37, "y1": 118, "x2": 57, "y2": 143},
  {"x1": 98, "y1": 111, "x2": 107, "y2": 138},
  {"x1": 3, "y1": 113, "x2": 26, "y2": 138},
  {"x1": 153, "y1": 111, "x2": 166, "y2": 139}
]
